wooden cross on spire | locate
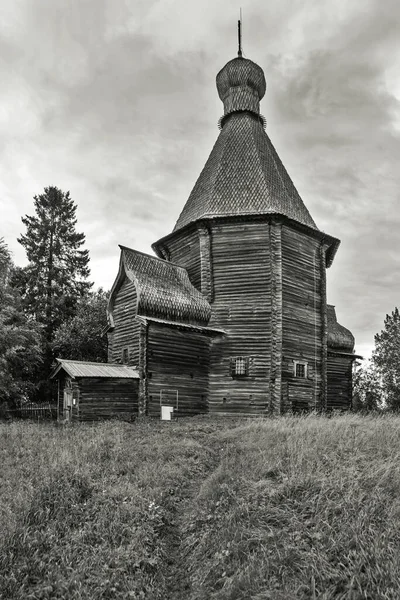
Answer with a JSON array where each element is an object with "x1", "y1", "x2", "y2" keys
[{"x1": 238, "y1": 9, "x2": 243, "y2": 57}]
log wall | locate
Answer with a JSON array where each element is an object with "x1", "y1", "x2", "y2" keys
[
  {"x1": 110, "y1": 276, "x2": 140, "y2": 367},
  {"x1": 164, "y1": 227, "x2": 201, "y2": 291},
  {"x1": 56, "y1": 374, "x2": 138, "y2": 421},
  {"x1": 281, "y1": 225, "x2": 323, "y2": 412},
  {"x1": 147, "y1": 323, "x2": 209, "y2": 417},
  {"x1": 327, "y1": 354, "x2": 353, "y2": 410},
  {"x1": 77, "y1": 377, "x2": 138, "y2": 421},
  {"x1": 208, "y1": 221, "x2": 271, "y2": 415}
]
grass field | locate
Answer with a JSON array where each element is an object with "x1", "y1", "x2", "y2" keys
[{"x1": 1, "y1": 414, "x2": 400, "y2": 599}]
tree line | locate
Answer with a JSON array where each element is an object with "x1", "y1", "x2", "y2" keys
[
  {"x1": 1, "y1": 185, "x2": 399, "y2": 413},
  {"x1": 353, "y1": 308, "x2": 400, "y2": 412},
  {"x1": 1, "y1": 186, "x2": 108, "y2": 412}
]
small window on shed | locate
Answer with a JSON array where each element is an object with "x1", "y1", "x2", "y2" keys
[
  {"x1": 230, "y1": 357, "x2": 249, "y2": 377},
  {"x1": 294, "y1": 361, "x2": 307, "y2": 378},
  {"x1": 122, "y1": 348, "x2": 129, "y2": 364}
]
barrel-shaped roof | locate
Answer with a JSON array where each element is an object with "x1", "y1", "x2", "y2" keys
[
  {"x1": 109, "y1": 246, "x2": 211, "y2": 327},
  {"x1": 327, "y1": 305, "x2": 355, "y2": 352}
]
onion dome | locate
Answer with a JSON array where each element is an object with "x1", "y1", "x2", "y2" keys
[
  {"x1": 171, "y1": 53, "x2": 318, "y2": 234},
  {"x1": 216, "y1": 57, "x2": 266, "y2": 117},
  {"x1": 327, "y1": 305, "x2": 355, "y2": 353}
]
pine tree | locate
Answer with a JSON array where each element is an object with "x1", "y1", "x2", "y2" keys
[
  {"x1": 373, "y1": 307, "x2": 400, "y2": 411},
  {"x1": 17, "y1": 186, "x2": 92, "y2": 344}
]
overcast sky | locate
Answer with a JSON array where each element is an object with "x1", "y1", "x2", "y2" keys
[{"x1": 1, "y1": 0, "x2": 400, "y2": 359}]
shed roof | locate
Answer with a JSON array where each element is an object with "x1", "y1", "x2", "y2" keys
[
  {"x1": 50, "y1": 359, "x2": 140, "y2": 379},
  {"x1": 109, "y1": 246, "x2": 211, "y2": 326}
]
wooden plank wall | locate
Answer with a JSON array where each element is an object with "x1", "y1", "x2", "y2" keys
[
  {"x1": 147, "y1": 323, "x2": 209, "y2": 418},
  {"x1": 110, "y1": 276, "x2": 140, "y2": 367},
  {"x1": 165, "y1": 228, "x2": 201, "y2": 291},
  {"x1": 77, "y1": 377, "x2": 139, "y2": 421},
  {"x1": 327, "y1": 354, "x2": 352, "y2": 410},
  {"x1": 56, "y1": 375, "x2": 79, "y2": 421},
  {"x1": 281, "y1": 226, "x2": 322, "y2": 412},
  {"x1": 208, "y1": 221, "x2": 271, "y2": 415}
]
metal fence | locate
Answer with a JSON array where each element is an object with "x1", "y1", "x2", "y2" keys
[{"x1": 7, "y1": 402, "x2": 57, "y2": 420}]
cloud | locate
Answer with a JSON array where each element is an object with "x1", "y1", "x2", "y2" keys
[{"x1": 1, "y1": 0, "x2": 400, "y2": 355}]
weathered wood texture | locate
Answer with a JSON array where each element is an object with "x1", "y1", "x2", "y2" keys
[
  {"x1": 77, "y1": 377, "x2": 138, "y2": 421},
  {"x1": 269, "y1": 221, "x2": 283, "y2": 414},
  {"x1": 56, "y1": 375, "x2": 80, "y2": 421},
  {"x1": 163, "y1": 227, "x2": 201, "y2": 291},
  {"x1": 146, "y1": 323, "x2": 209, "y2": 418},
  {"x1": 109, "y1": 276, "x2": 140, "y2": 366},
  {"x1": 281, "y1": 226, "x2": 323, "y2": 412},
  {"x1": 320, "y1": 243, "x2": 329, "y2": 411},
  {"x1": 208, "y1": 221, "x2": 271, "y2": 415},
  {"x1": 327, "y1": 354, "x2": 353, "y2": 410},
  {"x1": 198, "y1": 223, "x2": 213, "y2": 302},
  {"x1": 138, "y1": 322, "x2": 148, "y2": 416},
  {"x1": 56, "y1": 374, "x2": 138, "y2": 421}
]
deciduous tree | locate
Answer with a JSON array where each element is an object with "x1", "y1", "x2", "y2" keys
[
  {"x1": 373, "y1": 307, "x2": 400, "y2": 411},
  {"x1": 0, "y1": 239, "x2": 42, "y2": 410},
  {"x1": 51, "y1": 289, "x2": 109, "y2": 362},
  {"x1": 352, "y1": 361, "x2": 382, "y2": 412}
]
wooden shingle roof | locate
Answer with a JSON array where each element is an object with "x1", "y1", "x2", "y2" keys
[
  {"x1": 117, "y1": 246, "x2": 211, "y2": 326},
  {"x1": 327, "y1": 305, "x2": 355, "y2": 352},
  {"x1": 173, "y1": 111, "x2": 318, "y2": 233}
]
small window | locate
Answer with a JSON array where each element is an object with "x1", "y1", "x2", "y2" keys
[
  {"x1": 230, "y1": 357, "x2": 249, "y2": 377},
  {"x1": 294, "y1": 361, "x2": 308, "y2": 378},
  {"x1": 122, "y1": 348, "x2": 129, "y2": 364}
]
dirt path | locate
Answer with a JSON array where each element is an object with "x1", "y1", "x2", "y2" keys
[{"x1": 160, "y1": 430, "x2": 229, "y2": 600}]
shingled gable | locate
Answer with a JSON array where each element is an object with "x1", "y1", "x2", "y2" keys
[{"x1": 108, "y1": 245, "x2": 211, "y2": 327}]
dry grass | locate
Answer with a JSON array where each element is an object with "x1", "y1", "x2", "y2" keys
[{"x1": 1, "y1": 415, "x2": 400, "y2": 599}]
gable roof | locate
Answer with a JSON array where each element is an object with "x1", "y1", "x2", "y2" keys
[
  {"x1": 50, "y1": 359, "x2": 139, "y2": 379},
  {"x1": 173, "y1": 112, "x2": 318, "y2": 233},
  {"x1": 109, "y1": 246, "x2": 211, "y2": 327}
]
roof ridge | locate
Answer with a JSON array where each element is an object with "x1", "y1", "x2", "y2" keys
[
  {"x1": 119, "y1": 244, "x2": 186, "y2": 271},
  {"x1": 260, "y1": 129, "x2": 317, "y2": 228},
  {"x1": 56, "y1": 358, "x2": 130, "y2": 367},
  {"x1": 171, "y1": 112, "x2": 318, "y2": 233}
]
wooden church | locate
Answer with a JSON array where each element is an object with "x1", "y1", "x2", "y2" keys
[
  {"x1": 53, "y1": 42, "x2": 359, "y2": 420},
  {"x1": 104, "y1": 48, "x2": 359, "y2": 418}
]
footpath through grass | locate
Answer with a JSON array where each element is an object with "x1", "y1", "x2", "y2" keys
[{"x1": 1, "y1": 415, "x2": 400, "y2": 599}]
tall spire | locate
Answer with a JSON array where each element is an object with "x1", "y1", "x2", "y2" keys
[{"x1": 238, "y1": 10, "x2": 242, "y2": 57}]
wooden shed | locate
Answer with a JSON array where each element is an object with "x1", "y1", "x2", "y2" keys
[{"x1": 50, "y1": 359, "x2": 139, "y2": 422}]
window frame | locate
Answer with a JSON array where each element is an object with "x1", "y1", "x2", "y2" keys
[
  {"x1": 230, "y1": 356, "x2": 249, "y2": 378},
  {"x1": 294, "y1": 360, "x2": 308, "y2": 379},
  {"x1": 122, "y1": 347, "x2": 129, "y2": 364}
]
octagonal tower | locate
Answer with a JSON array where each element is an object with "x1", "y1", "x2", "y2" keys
[{"x1": 152, "y1": 54, "x2": 342, "y2": 414}]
